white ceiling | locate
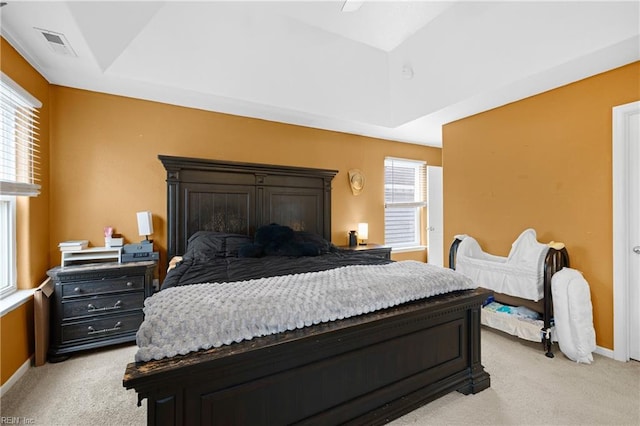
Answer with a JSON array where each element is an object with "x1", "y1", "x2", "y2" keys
[{"x1": 1, "y1": 1, "x2": 639, "y2": 147}]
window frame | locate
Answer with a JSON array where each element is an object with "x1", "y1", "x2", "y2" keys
[
  {"x1": 383, "y1": 157, "x2": 427, "y2": 251},
  {"x1": 0, "y1": 195, "x2": 17, "y2": 298},
  {"x1": 0, "y1": 72, "x2": 41, "y2": 299}
]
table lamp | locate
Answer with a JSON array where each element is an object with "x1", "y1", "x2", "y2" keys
[
  {"x1": 357, "y1": 222, "x2": 368, "y2": 245},
  {"x1": 137, "y1": 211, "x2": 153, "y2": 244}
]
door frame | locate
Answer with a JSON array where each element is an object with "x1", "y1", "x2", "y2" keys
[
  {"x1": 427, "y1": 165, "x2": 443, "y2": 267},
  {"x1": 612, "y1": 100, "x2": 640, "y2": 362}
]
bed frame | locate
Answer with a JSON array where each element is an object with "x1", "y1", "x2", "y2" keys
[
  {"x1": 123, "y1": 155, "x2": 491, "y2": 425},
  {"x1": 449, "y1": 237, "x2": 570, "y2": 358}
]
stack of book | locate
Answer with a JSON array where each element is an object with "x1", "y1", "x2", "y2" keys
[{"x1": 58, "y1": 240, "x2": 89, "y2": 251}]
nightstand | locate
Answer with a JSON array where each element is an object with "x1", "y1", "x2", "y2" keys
[
  {"x1": 46, "y1": 261, "x2": 155, "y2": 361},
  {"x1": 338, "y1": 243, "x2": 392, "y2": 260}
]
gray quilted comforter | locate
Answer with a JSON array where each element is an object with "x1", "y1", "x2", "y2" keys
[{"x1": 135, "y1": 260, "x2": 475, "y2": 361}]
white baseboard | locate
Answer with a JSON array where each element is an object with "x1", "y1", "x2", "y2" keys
[
  {"x1": 0, "y1": 356, "x2": 33, "y2": 397},
  {"x1": 595, "y1": 345, "x2": 614, "y2": 359}
]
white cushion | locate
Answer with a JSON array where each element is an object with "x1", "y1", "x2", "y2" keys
[{"x1": 551, "y1": 267, "x2": 596, "y2": 363}]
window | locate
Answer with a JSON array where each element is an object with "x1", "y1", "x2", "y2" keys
[
  {"x1": 384, "y1": 157, "x2": 426, "y2": 250},
  {"x1": 0, "y1": 72, "x2": 41, "y2": 298}
]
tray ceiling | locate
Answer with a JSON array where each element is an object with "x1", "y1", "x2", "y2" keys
[{"x1": 1, "y1": 1, "x2": 638, "y2": 146}]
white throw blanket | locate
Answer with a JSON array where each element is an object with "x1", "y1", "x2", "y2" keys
[{"x1": 135, "y1": 260, "x2": 475, "y2": 361}]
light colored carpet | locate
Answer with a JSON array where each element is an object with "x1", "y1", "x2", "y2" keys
[
  {"x1": 1, "y1": 343, "x2": 144, "y2": 425},
  {"x1": 1, "y1": 328, "x2": 639, "y2": 425}
]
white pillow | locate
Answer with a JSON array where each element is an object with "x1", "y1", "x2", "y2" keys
[{"x1": 551, "y1": 268, "x2": 596, "y2": 363}]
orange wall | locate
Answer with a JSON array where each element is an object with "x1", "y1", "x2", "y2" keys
[
  {"x1": 0, "y1": 302, "x2": 34, "y2": 385},
  {"x1": 443, "y1": 62, "x2": 640, "y2": 350},
  {"x1": 48, "y1": 86, "x2": 441, "y2": 270},
  {"x1": 0, "y1": 38, "x2": 50, "y2": 386}
]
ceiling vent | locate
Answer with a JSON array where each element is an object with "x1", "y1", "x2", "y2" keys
[{"x1": 35, "y1": 28, "x2": 77, "y2": 57}]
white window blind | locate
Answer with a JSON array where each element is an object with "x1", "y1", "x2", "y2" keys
[
  {"x1": 0, "y1": 72, "x2": 42, "y2": 197},
  {"x1": 384, "y1": 157, "x2": 427, "y2": 248}
]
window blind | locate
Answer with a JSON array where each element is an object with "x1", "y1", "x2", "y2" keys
[
  {"x1": 384, "y1": 157, "x2": 426, "y2": 247},
  {"x1": 384, "y1": 157, "x2": 427, "y2": 207},
  {"x1": 0, "y1": 72, "x2": 42, "y2": 197}
]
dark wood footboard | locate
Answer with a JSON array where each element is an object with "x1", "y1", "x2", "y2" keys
[{"x1": 123, "y1": 288, "x2": 491, "y2": 426}]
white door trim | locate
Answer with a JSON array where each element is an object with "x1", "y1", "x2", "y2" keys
[
  {"x1": 427, "y1": 166, "x2": 443, "y2": 267},
  {"x1": 612, "y1": 100, "x2": 640, "y2": 362}
]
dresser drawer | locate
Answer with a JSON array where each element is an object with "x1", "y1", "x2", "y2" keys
[
  {"x1": 62, "y1": 292, "x2": 145, "y2": 320},
  {"x1": 61, "y1": 312, "x2": 143, "y2": 344},
  {"x1": 360, "y1": 248, "x2": 391, "y2": 260},
  {"x1": 61, "y1": 275, "x2": 144, "y2": 298}
]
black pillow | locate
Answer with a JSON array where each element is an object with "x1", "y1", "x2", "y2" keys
[
  {"x1": 239, "y1": 224, "x2": 329, "y2": 257},
  {"x1": 238, "y1": 242, "x2": 264, "y2": 258},
  {"x1": 293, "y1": 231, "x2": 336, "y2": 254},
  {"x1": 185, "y1": 231, "x2": 252, "y2": 260},
  {"x1": 254, "y1": 224, "x2": 294, "y2": 247}
]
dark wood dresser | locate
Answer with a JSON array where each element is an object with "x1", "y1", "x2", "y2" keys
[
  {"x1": 46, "y1": 261, "x2": 155, "y2": 361},
  {"x1": 338, "y1": 243, "x2": 392, "y2": 260}
]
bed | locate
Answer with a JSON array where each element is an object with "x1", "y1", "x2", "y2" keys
[
  {"x1": 123, "y1": 155, "x2": 491, "y2": 425},
  {"x1": 449, "y1": 230, "x2": 570, "y2": 357}
]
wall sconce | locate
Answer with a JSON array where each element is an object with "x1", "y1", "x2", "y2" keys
[
  {"x1": 137, "y1": 211, "x2": 154, "y2": 244},
  {"x1": 348, "y1": 169, "x2": 365, "y2": 196},
  {"x1": 357, "y1": 222, "x2": 368, "y2": 245}
]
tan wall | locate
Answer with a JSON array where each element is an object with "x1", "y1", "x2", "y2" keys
[
  {"x1": 48, "y1": 86, "x2": 441, "y2": 272},
  {"x1": 0, "y1": 302, "x2": 34, "y2": 385},
  {"x1": 443, "y1": 62, "x2": 640, "y2": 350},
  {"x1": 0, "y1": 38, "x2": 50, "y2": 385}
]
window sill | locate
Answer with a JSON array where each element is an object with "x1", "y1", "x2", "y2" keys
[
  {"x1": 1, "y1": 289, "x2": 35, "y2": 317},
  {"x1": 391, "y1": 245, "x2": 427, "y2": 254}
]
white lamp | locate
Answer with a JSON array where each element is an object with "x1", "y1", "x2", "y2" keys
[
  {"x1": 357, "y1": 222, "x2": 368, "y2": 245},
  {"x1": 137, "y1": 211, "x2": 154, "y2": 243}
]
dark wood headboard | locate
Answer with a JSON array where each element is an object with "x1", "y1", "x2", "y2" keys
[{"x1": 159, "y1": 155, "x2": 338, "y2": 260}]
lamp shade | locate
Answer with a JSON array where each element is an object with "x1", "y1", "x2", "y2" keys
[
  {"x1": 137, "y1": 211, "x2": 153, "y2": 236},
  {"x1": 357, "y1": 223, "x2": 368, "y2": 240}
]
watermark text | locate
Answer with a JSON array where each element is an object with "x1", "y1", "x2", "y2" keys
[{"x1": 0, "y1": 417, "x2": 35, "y2": 424}]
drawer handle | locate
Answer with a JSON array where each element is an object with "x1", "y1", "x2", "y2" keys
[
  {"x1": 87, "y1": 300, "x2": 122, "y2": 313},
  {"x1": 126, "y1": 281, "x2": 134, "y2": 287},
  {"x1": 87, "y1": 321, "x2": 122, "y2": 335},
  {"x1": 74, "y1": 287, "x2": 81, "y2": 293}
]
